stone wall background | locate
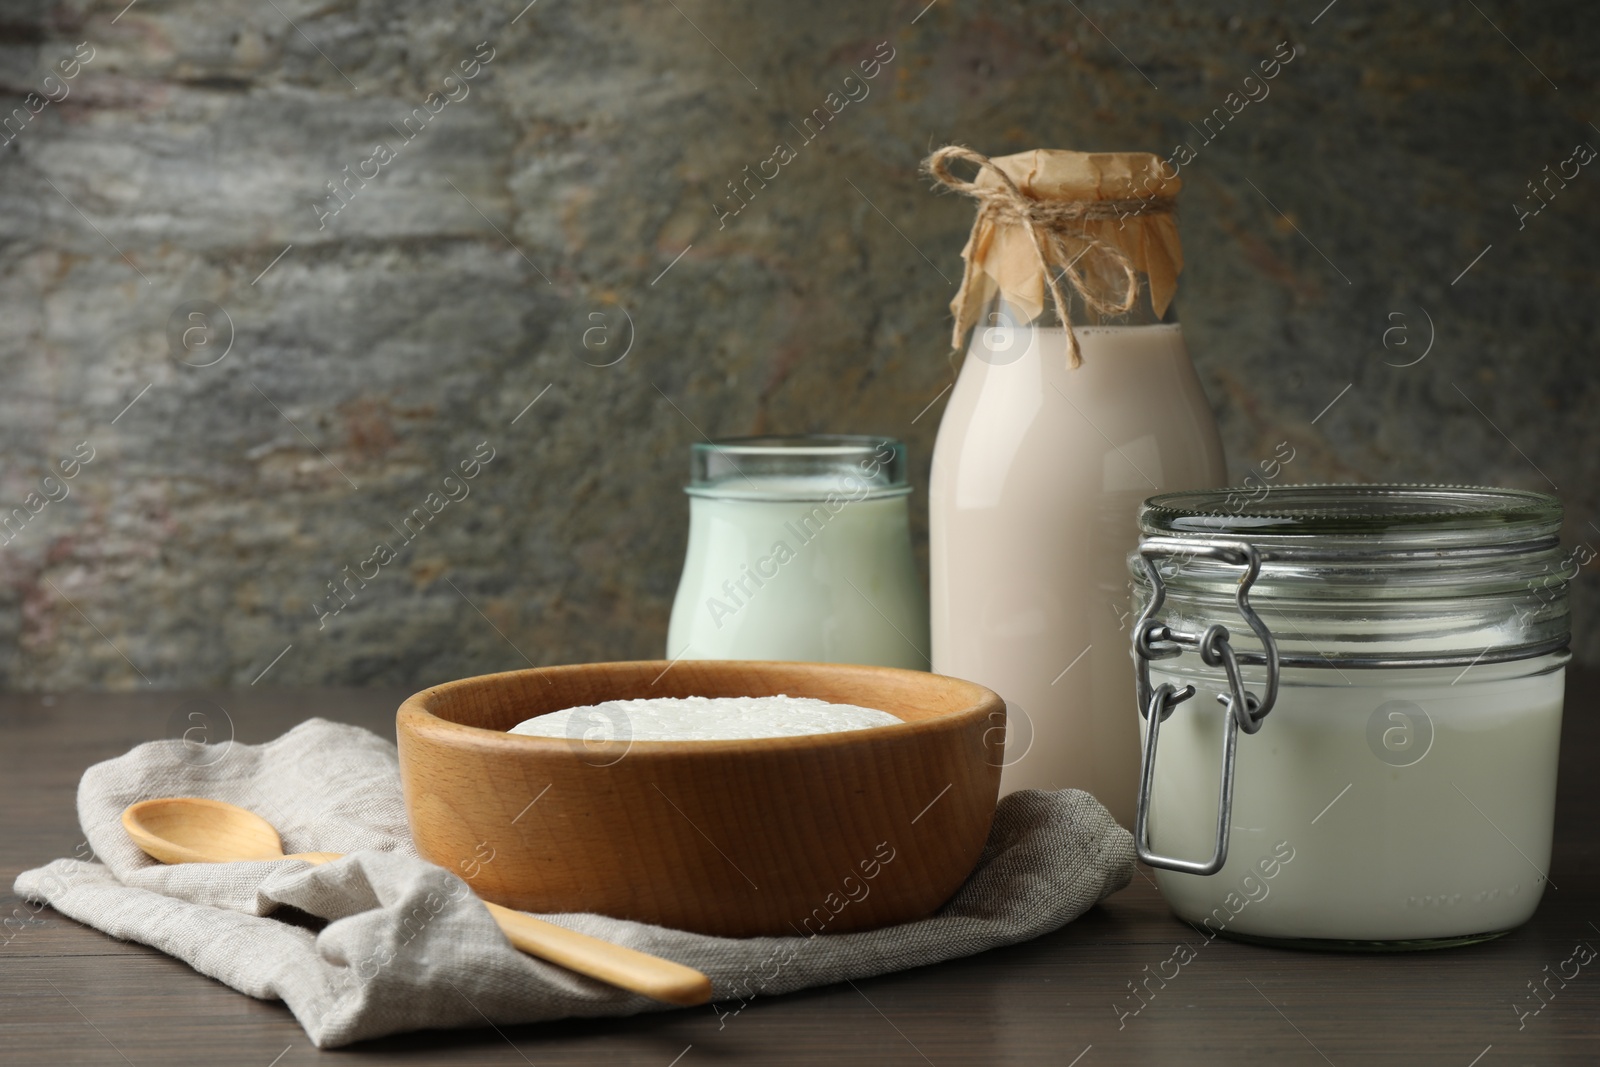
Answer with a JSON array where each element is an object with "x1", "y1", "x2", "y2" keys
[{"x1": 1, "y1": 0, "x2": 1596, "y2": 690}]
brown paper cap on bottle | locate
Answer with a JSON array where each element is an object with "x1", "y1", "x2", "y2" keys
[{"x1": 957, "y1": 149, "x2": 1183, "y2": 333}]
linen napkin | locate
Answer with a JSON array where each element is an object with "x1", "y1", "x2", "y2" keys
[{"x1": 15, "y1": 719, "x2": 1134, "y2": 1048}]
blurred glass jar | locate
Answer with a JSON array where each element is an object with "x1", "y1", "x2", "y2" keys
[{"x1": 667, "y1": 435, "x2": 929, "y2": 669}]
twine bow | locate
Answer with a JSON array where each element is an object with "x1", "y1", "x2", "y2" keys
[{"x1": 923, "y1": 145, "x2": 1175, "y2": 368}]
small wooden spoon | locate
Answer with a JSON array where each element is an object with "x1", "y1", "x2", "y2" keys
[{"x1": 121, "y1": 796, "x2": 712, "y2": 1006}]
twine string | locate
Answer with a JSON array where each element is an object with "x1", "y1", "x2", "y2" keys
[{"x1": 924, "y1": 145, "x2": 1174, "y2": 368}]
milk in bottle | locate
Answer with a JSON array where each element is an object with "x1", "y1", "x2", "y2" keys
[{"x1": 924, "y1": 147, "x2": 1226, "y2": 825}]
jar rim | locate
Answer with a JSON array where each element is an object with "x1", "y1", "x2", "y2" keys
[
  {"x1": 686, "y1": 434, "x2": 909, "y2": 501},
  {"x1": 1141, "y1": 483, "x2": 1561, "y2": 537},
  {"x1": 691, "y1": 434, "x2": 897, "y2": 459}
]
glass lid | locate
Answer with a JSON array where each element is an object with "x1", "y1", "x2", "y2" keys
[
  {"x1": 1141, "y1": 484, "x2": 1562, "y2": 539},
  {"x1": 1132, "y1": 483, "x2": 1571, "y2": 665}
]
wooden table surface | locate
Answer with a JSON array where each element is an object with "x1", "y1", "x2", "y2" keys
[{"x1": 3, "y1": 675, "x2": 1597, "y2": 1066}]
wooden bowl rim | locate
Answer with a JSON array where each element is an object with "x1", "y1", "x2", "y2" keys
[{"x1": 397, "y1": 659, "x2": 1004, "y2": 758}]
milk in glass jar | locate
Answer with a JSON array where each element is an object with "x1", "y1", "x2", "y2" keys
[
  {"x1": 667, "y1": 435, "x2": 928, "y2": 670},
  {"x1": 1130, "y1": 485, "x2": 1571, "y2": 947}
]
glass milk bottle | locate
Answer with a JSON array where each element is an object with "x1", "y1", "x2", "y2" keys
[
  {"x1": 925, "y1": 147, "x2": 1226, "y2": 825},
  {"x1": 667, "y1": 435, "x2": 929, "y2": 670}
]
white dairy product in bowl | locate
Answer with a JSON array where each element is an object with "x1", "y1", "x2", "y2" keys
[
  {"x1": 509, "y1": 694, "x2": 904, "y2": 742},
  {"x1": 1130, "y1": 485, "x2": 1571, "y2": 948}
]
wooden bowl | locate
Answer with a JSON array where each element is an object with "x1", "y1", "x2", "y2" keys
[{"x1": 396, "y1": 660, "x2": 1004, "y2": 938}]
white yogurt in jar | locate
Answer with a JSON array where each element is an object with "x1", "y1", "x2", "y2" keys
[
  {"x1": 666, "y1": 436, "x2": 928, "y2": 671},
  {"x1": 509, "y1": 694, "x2": 903, "y2": 742},
  {"x1": 667, "y1": 483, "x2": 929, "y2": 670},
  {"x1": 1145, "y1": 657, "x2": 1565, "y2": 942}
]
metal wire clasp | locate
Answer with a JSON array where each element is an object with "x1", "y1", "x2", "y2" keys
[{"x1": 1131, "y1": 537, "x2": 1281, "y2": 876}]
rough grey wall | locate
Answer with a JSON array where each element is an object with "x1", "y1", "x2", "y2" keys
[{"x1": 1, "y1": 1, "x2": 1596, "y2": 689}]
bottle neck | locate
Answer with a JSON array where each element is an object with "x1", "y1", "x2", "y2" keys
[
  {"x1": 967, "y1": 284, "x2": 1180, "y2": 371},
  {"x1": 999, "y1": 270, "x2": 1176, "y2": 331}
]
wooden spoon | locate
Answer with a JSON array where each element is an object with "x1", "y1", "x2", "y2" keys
[{"x1": 121, "y1": 796, "x2": 712, "y2": 1006}]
